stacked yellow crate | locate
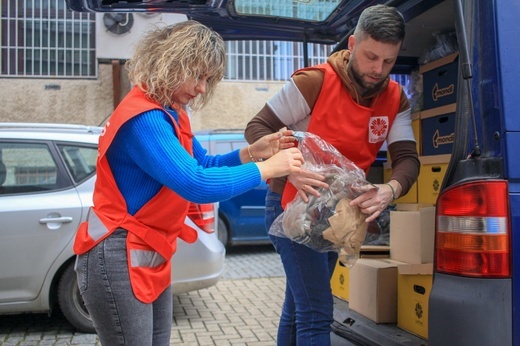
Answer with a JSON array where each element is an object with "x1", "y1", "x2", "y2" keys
[
  {"x1": 330, "y1": 259, "x2": 350, "y2": 301},
  {"x1": 393, "y1": 53, "x2": 459, "y2": 339}
]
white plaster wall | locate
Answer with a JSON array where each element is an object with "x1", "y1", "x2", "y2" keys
[
  {"x1": 0, "y1": 64, "x2": 114, "y2": 126},
  {"x1": 190, "y1": 81, "x2": 284, "y2": 131},
  {"x1": 0, "y1": 62, "x2": 284, "y2": 131}
]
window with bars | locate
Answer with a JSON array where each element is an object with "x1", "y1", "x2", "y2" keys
[
  {"x1": 0, "y1": 0, "x2": 96, "y2": 78},
  {"x1": 225, "y1": 40, "x2": 335, "y2": 81},
  {"x1": 224, "y1": 40, "x2": 411, "y2": 89}
]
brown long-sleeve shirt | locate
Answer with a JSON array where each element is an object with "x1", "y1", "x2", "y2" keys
[{"x1": 245, "y1": 50, "x2": 420, "y2": 198}]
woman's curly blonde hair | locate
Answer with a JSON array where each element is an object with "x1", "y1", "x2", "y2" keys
[{"x1": 126, "y1": 20, "x2": 226, "y2": 110}]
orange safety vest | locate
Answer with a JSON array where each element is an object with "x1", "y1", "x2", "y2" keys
[
  {"x1": 281, "y1": 63, "x2": 401, "y2": 209},
  {"x1": 73, "y1": 86, "x2": 198, "y2": 303}
]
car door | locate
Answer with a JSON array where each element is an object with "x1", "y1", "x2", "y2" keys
[
  {"x1": 213, "y1": 136, "x2": 268, "y2": 243},
  {"x1": 0, "y1": 141, "x2": 84, "y2": 304}
]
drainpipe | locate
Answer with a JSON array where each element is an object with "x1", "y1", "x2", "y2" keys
[{"x1": 112, "y1": 59, "x2": 121, "y2": 109}]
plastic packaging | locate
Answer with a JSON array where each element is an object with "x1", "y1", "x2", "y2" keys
[
  {"x1": 269, "y1": 131, "x2": 376, "y2": 267},
  {"x1": 418, "y1": 30, "x2": 458, "y2": 65}
]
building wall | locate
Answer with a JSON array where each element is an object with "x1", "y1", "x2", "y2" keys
[
  {"x1": 0, "y1": 64, "x2": 115, "y2": 127},
  {"x1": 0, "y1": 62, "x2": 284, "y2": 131},
  {"x1": 191, "y1": 81, "x2": 284, "y2": 131}
]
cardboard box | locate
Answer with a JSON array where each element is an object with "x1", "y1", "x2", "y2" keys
[
  {"x1": 384, "y1": 162, "x2": 418, "y2": 204},
  {"x1": 348, "y1": 258, "x2": 404, "y2": 323},
  {"x1": 397, "y1": 263, "x2": 433, "y2": 339},
  {"x1": 421, "y1": 104, "x2": 456, "y2": 156},
  {"x1": 330, "y1": 259, "x2": 350, "y2": 301},
  {"x1": 417, "y1": 154, "x2": 450, "y2": 204},
  {"x1": 330, "y1": 247, "x2": 390, "y2": 302},
  {"x1": 390, "y1": 205, "x2": 435, "y2": 264},
  {"x1": 420, "y1": 52, "x2": 459, "y2": 110},
  {"x1": 395, "y1": 203, "x2": 434, "y2": 211}
]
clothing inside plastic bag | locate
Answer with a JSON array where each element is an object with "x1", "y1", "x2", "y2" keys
[
  {"x1": 269, "y1": 131, "x2": 376, "y2": 267},
  {"x1": 364, "y1": 205, "x2": 395, "y2": 246}
]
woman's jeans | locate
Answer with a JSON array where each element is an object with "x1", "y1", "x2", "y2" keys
[
  {"x1": 75, "y1": 229, "x2": 173, "y2": 346},
  {"x1": 266, "y1": 189, "x2": 338, "y2": 346}
]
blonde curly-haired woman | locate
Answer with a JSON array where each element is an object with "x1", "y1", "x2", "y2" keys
[{"x1": 73, "y1": 20, "x2": 303, "y2": 346}]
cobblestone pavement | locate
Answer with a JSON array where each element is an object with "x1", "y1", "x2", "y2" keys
[{"x1": 0, "y1": 245, "x2": 351, "y2": 346}]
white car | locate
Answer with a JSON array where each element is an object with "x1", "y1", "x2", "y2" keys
[{"x1": 0, "y1": 122, "x2": 225, "y2": 332}]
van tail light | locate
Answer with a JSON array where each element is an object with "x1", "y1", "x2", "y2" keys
[
  {"x1": 435, "y1": 180, "x2": 511, "y2": 278},
  {"x1": 187, "y1": 203, "x2": 215, "y2": 234}
]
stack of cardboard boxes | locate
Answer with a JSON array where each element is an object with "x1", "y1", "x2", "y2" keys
[
  {"x1": 416, "y1": 51, "x2": 458, "y2": 205},
  {"x1": 384, "y1": 51, "x2": 458, "y2": 205},
  {"x1": 390, "y1": 204, "x2": 435, "y2": 339},
  {"x1": 331, "y1": 52, "x2": 459, "y2": 340},
  {"x1": 330, "y1": 205, "x2": 435, "y2": 338},
  {"x1": 330, "y1": 204, "x2": 435, "y2": 337}
]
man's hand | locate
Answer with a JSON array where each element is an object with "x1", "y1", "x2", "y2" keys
[{"x1": 349, "y1": 182, "x2": 398, "y2": 222}]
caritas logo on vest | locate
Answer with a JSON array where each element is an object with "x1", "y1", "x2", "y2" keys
[{"x1": 369, "y1": 116, "x2": 388, "y2": 143}]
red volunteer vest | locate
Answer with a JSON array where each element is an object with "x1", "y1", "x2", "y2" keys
[
  {"x1": 73, "y1": 87, "x2": 198, "y2": 303},
  {"x1": 281, "y1": 63, "x2": 401, "y2": 209}
]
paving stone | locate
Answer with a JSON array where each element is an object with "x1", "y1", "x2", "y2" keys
[
  {"x1": 0, "y1": 244, "x2": 358, "y2": 345},
  {"x1": 0, "y1": 246, "x2": 286, "y2": 346}
]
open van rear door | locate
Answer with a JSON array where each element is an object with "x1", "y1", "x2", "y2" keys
[{"x1": 428, "y1": 1, "x2": 518, "y2": 345}]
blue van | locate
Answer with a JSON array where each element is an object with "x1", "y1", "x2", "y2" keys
[{"x1": 68, "y1": 0, "x2": 520, "y2": 344}]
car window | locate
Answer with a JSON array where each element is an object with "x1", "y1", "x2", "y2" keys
[
  {"x1": 58, "y1": 144, "x2": 97, "y2": 183},
  {"x1": 214, "y1": 139, "x2": 247, "y2": 155},
  {"x1": 215, "y1": 141, "x2": 233, "y2": 154},
  {"x1": 0, "y1": 143, "x2": 58, "y2": 195}
]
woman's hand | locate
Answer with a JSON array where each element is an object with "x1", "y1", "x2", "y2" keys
[
  {"x1": 287, "y1": 169, "x2": 329, "y2": 203},
  {"x1": 256, "y1": 147, "x2": 304, "y2": 180},
  {"x1": 248, "y1": 130, "x2": 296, "y2": 161}
]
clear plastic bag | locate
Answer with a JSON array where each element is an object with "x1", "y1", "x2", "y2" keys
[
  {"x1": 268, "y1": 131, "x2": 376, "y2": 267},
  {"x1": 418, "y1": 30, "x2": 458, "y2": 65}
]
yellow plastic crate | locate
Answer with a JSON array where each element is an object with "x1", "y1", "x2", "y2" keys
[
  {"x1": 397, "y1": 264, "x2": 433, "y2": 339},
  {"x1": 330, "y1": 259, "x2": 350, "y2": 301}
]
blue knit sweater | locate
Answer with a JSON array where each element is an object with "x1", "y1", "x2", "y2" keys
[{"x1": 106, "y1": 108, "x2": 261, "y2": 215}]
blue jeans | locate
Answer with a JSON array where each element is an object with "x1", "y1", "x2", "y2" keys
[
  {"x1": 75, "y1": 229, "x2": 172, "y2": 346},
  {"x1": 266, "y1": 189, "x2": 338, "y2": 346}
]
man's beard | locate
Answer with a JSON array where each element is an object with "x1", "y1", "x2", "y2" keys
[{"x1": 350, "y1": 62, "x2": 386, "y2": 96}]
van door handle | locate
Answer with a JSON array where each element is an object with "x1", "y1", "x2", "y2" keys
[{"x1": 39, "y1": 216, "x2": 73, "y2": 224}]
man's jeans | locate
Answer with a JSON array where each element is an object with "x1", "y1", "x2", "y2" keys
[
  {"x1": 75, "y1": 229, "x2": 172, "y2": 346},
  {"x1": 265, "y1": 189, "x2": 338, "y2": 346}
]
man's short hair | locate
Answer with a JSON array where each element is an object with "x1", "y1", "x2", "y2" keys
[{"x1": 354, "y1": 5, "x2": 405, "y2": 44}]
